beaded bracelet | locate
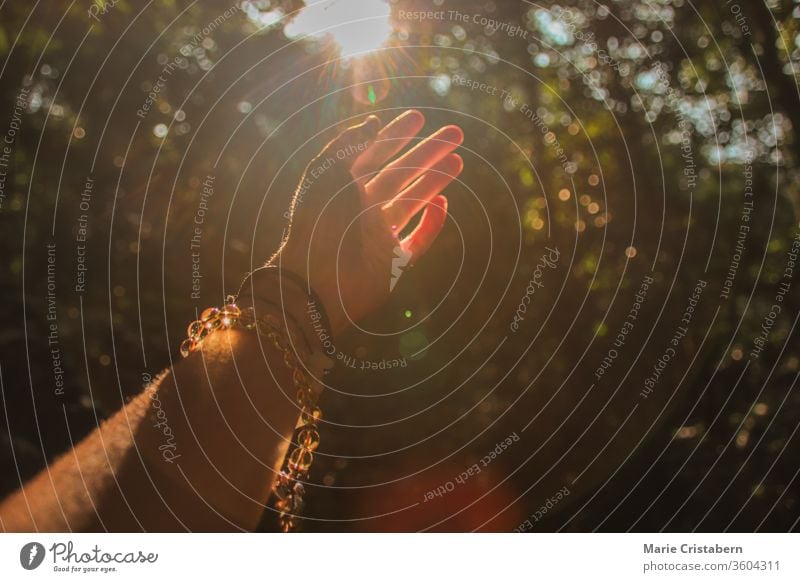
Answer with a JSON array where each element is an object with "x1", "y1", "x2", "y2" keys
[{"x1": 180, "y1": 295, "x2": 321, "y2": 532}]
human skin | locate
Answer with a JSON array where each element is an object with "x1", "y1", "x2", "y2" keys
[{"x1": 0, "y1": 110, "x2": 463, "y2": 531}]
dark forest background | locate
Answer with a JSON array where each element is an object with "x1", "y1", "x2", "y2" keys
[{"x1": 1, "y1": 0, "x2": 799, "y2": 531}]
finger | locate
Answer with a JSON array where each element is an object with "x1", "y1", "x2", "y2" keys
[
  {"x1": 317, "y1": 115, "x2": 381, "y2": 171},
  {"x1": 402, "y1": 194, "x2": 448, "y2": 262},
  {"x1": 383, "y1": 154, "x2": 462, "y2": 231},
  {"x1": 367, "y1": 125, "x2": 463, "y2": 201},
  {"x1": 351, "y1": 109, "x2": 425, "y2": 183}
]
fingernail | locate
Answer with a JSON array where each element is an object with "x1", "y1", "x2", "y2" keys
[
  {"x1": 398, "y1": 109, "x2": 423, "y2": 121},
  {"x1": 441, "y1": 125, "x2": 464, "y2": 144}
]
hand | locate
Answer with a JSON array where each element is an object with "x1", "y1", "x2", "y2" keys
[{"x1": 273, "y1": 110, "x2": 464, "y2": 335}]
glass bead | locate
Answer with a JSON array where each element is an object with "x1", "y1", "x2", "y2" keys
[
  {"x1": 273, "y1": 481, "x2": 291, "y2": 500},
  {"x1": 295, "y1": 380, "x2": 312, "y2": 394},
  {"x1": 221, "y1": 304, "x2": 241, "y2": 318},
  {"x1": 297, "y1": 426, "x2": 320, "y2": 451},
  {"x1": 277, "y1": 470, "x2": 291, "y2": 485},
  {"x1": 288, "y1": 448, "x2": 313, "y2": 473},
  {"x1": 296, "y1": 389, "x2": 315, "y2": 408},
  {"x1": 279, "y1": 516, "x2": 296, "y2": 532},
  {"x1": 200, "y1": 307, "x2": 219, "y2": 321},
  {"x1": 187, "y1": 320, "x2": 203, "y2": 337},
  {"x1": 179, "y1": 338, "x2": 195, "y2": 357},
  {"x1": 301, "y1": 406, "x2": 322, "y2": 424}
]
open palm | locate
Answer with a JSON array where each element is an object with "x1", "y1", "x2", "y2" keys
[{"x1": 275, "y1": 110, "x2": 464, "y2": 335}]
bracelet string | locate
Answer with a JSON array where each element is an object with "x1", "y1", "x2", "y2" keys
[{"x1": 237, "y1": 264, "x2": 334, "y2": 345}]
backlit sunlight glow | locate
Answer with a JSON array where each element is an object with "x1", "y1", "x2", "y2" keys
[{"x1": 284, "y1": 0, "x2": 393, "y2": 58}]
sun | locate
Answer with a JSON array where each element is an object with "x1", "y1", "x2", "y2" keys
[{"x1": 284, "y1": 0, "x2": 393, "y2": 58}]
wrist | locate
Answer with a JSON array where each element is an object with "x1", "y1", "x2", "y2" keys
[{"x1": 237, "y1": 265, "x2": 333, "y2": 357}]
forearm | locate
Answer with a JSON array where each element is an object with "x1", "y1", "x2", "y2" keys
[
  {"x1": 1, "y1": 326, "x2": 307, "y2": 532},
  {"x1": 0, "y1": 110, "x2": 455, "y2": 533}
]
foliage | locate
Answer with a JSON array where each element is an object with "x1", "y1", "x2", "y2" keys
[{"x1": 1, "y1": 0, "x2": 798, "y2": 531}]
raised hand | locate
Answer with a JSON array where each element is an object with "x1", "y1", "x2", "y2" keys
[{"x1": 274, "y1": 110, "x2": 464, "y2": 335}]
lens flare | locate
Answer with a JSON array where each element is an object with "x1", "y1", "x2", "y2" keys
[{"x1": 285, "y1": 0, "x2": 393, "y2": 58}]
